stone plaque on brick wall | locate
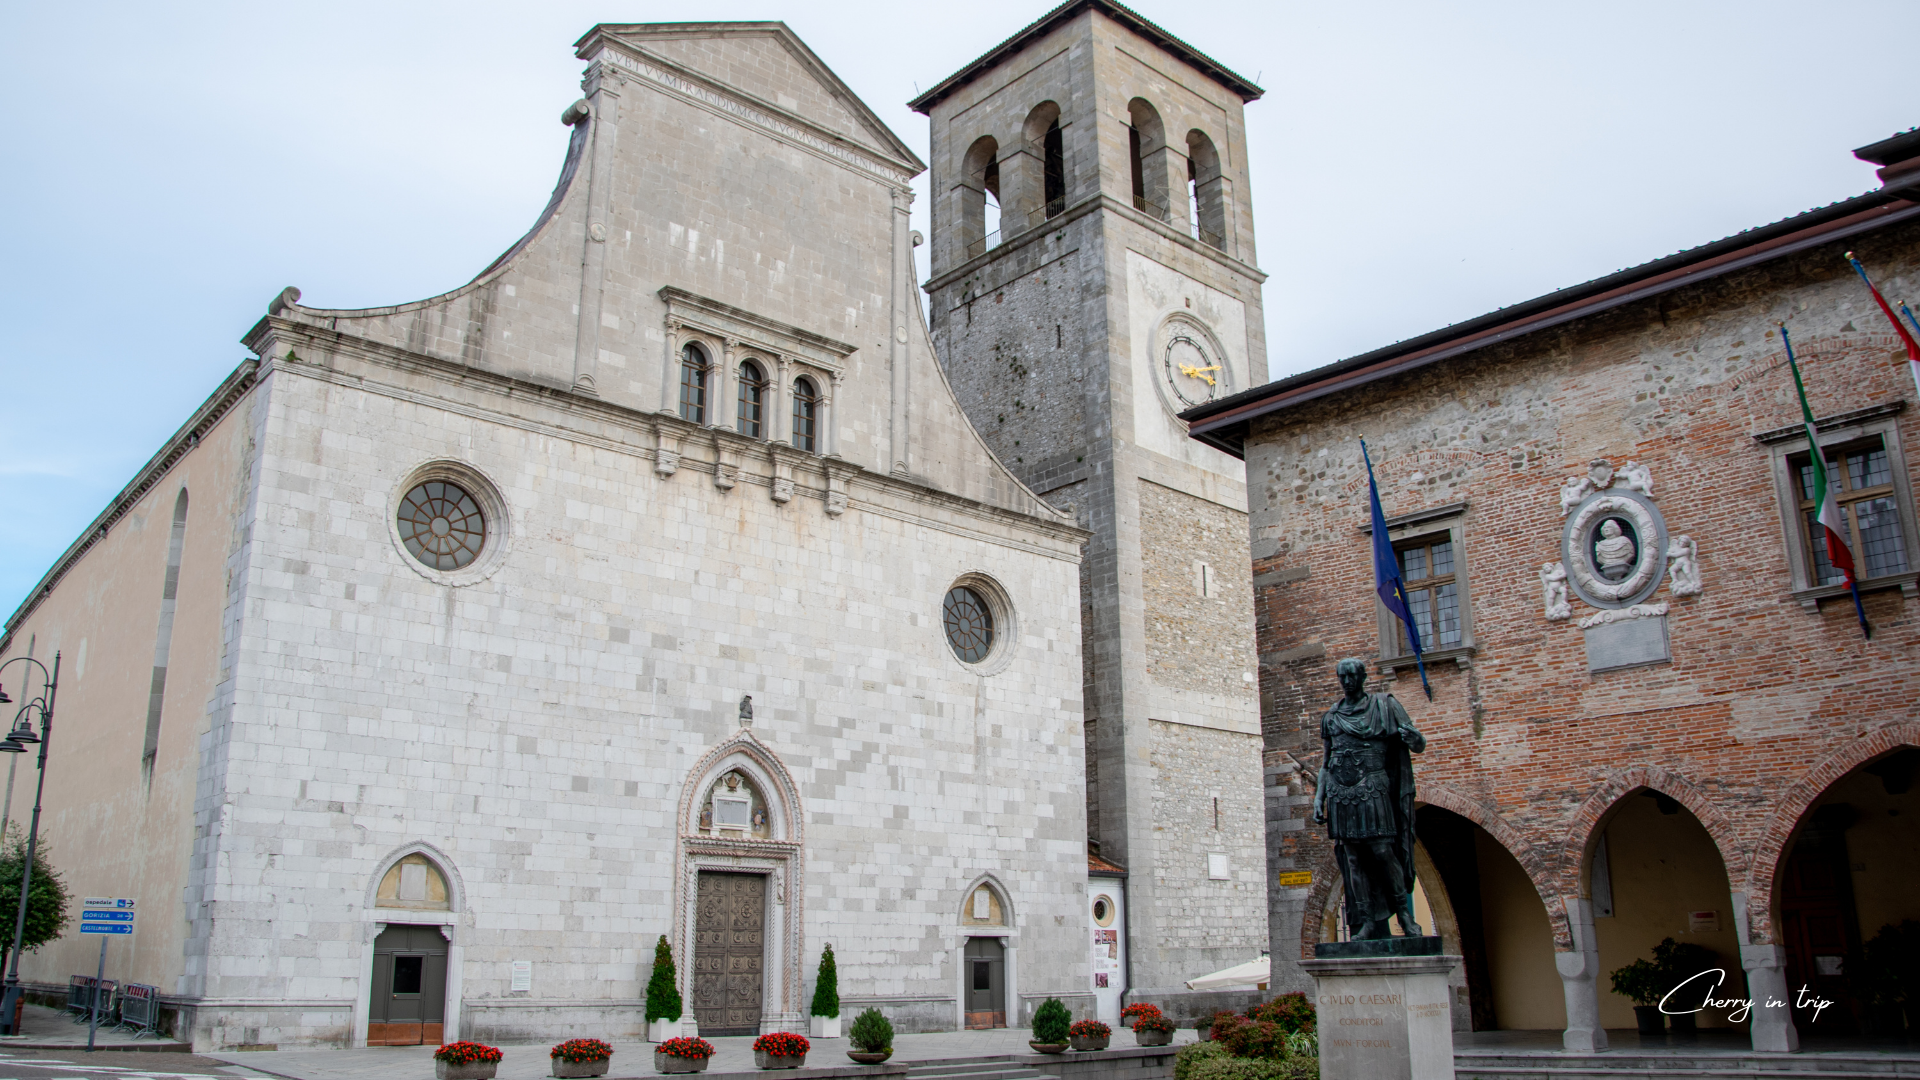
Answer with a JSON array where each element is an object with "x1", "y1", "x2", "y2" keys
[{"x1": 1584, "y1": 615, "x2": 1669, "y2": 672}]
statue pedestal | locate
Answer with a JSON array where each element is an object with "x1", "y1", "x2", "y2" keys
[{"x1": 1303, "y1": 939, "x2": 1457, "y2": 1080}]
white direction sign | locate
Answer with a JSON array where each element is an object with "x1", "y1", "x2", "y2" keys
[{"x1": 79, "y1": 897, "x2": 136, "y2": 936}]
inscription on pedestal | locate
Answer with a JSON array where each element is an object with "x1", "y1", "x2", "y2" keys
[{"x1": 1301, "y1": 953, "x2": 1458, "y2": 1080}]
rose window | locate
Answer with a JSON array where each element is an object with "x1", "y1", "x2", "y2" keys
[{"x1": 398, "y1": 480, "x2": 486, "y2": 571}]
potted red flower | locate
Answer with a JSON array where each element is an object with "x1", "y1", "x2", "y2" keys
[
  {"x1": 434, "y1": 1041, "x2": 504, "y2": 1080},
  {"x1": 1133, "y1": 1013, "x2": 1176, "y2": 1047},
  {"x1": 753, "y1": 1031, "x2": 811, "y2": 1069},
  {"x1": 550, "y1": 1038, "x2": 614, "y2": 1078},
  {"x1": 1119, "y1": 1003, "x2": 1162, "y2": 1026},
  {"x1": 655, "y1": 1036, "x2": 716, "y2": 1074},
  {"x1": 1067, "y1": 1019, "x2": 1111, "y2": 1051}
]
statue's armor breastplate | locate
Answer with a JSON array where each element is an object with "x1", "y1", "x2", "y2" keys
[{"x1": 1323, "y1": 730, "x2": 1395, "y2": 840}]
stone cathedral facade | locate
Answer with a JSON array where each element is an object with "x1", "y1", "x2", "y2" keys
[
  {"x1": 913, "y1": 0, "x2": 1271, "y2": 1005},
  {"x1": 1, "y1": 20, "x2": 1101, "y2": 1050}
]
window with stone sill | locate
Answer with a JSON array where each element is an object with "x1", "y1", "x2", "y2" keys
[
  {"x1": 679, "y1": 342, "x2": 710, "y2": 425},
  {"x1": 790, "y1": 377, "x2": 818, "y2": 454},
  {"x1": 1793, "y1": 436, "x2": 1909, "y2": 583},
  {"x1": 1392, "y1": 532, "x2": 1463, "y2": 655},
  {"x1": 737, "y1": 359, "x2": 766, "y2": 439}
]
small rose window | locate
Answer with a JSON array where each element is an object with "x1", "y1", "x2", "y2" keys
[
  {"x1": 943, "y1": 586, "x2": 994, "y2": 663},
  {"x1": 398, "y1": 480, "x2": 486, "y2": 571}
]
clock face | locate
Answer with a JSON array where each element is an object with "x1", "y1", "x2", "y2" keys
[{"x1": 1162, "y1": 329, "x2": 1223, "y2": 408}]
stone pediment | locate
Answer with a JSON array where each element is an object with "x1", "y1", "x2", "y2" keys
[{"x1": 575, "y1": 22, "x2": 924, "y2": 180}]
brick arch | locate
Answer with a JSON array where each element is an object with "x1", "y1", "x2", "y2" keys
[
  {"x1": 1551, "y1": 766, "x2": 1748, "y2": 901},
  {"x1": 1296, "y1": 782, "x2": 1535, "y2": 958},
  {"x1": 1742, "y1": 722, "x2": 1920, "y2": 945}
]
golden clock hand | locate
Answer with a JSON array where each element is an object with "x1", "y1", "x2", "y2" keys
[{"x1": 1178, "y1": 363, "x2": 1220, "y2": 386}]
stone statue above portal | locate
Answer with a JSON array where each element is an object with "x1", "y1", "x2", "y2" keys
[{"x1": 1313, "y1": 657, "x2": 1427, "y2": 940}]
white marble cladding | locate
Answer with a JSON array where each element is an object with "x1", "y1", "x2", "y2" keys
[{"x1": 183, "y1": 353, "x2": 1089, "y2": 1047}]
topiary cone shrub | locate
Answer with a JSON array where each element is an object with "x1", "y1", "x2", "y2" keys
[
  {"x1": 647, "y1": 934, "x2": 684, "y2": 1022},
  {"x1": 812, "y1": 944, "x2": 839, "y2": 1018}
]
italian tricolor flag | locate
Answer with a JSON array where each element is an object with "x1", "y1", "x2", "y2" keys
[{"x1": 1784, "y1": 333, "x2": 1855, "y2": 587}]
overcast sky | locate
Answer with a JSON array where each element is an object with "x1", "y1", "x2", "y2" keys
[{"x1": 1, "y1": 0, "x2": 1913, "y2": 614}]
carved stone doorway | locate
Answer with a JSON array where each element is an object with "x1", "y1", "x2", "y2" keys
[
  {"x1": 963, "y1": 937, "x2": 1006, "y2": 1029},
  {"x1": 367, "y1": 924, "x2": 447, "y2": 1045},
  {"x1": 694, "y1": 871, "x2": 766, "y2": 1035}
]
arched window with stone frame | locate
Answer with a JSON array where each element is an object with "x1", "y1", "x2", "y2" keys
[
  {"x1": 1186, "y1": 129, "x2": 1227, "y2": 250},
  {"x1": 736, "y1": 358, "x2": 767, "y2": 439},
  {"x1": 960, "y1": 136, "x2": 1001, "y2": 260},
  {"x1": 1126, "y1": 98, "x2": 1169, "y2": 222},
  {"x1": 680, "y1": 341, "x2": 711, "y2": 424},
  {"x1": 790, "y1": 376, "x2": 818, "y2": 453}
]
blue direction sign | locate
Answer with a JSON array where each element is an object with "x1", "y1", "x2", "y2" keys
[{"x1": 79, "y1": 897, "x2": 136, "y2": 936}]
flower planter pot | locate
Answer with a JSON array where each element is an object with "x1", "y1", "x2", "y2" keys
[
  {"x1": 811, "y1": 1015, "x2": 842, "y2": 1039},
  {"x1": 436, "y1": 1063, "x2": 498, "y2": 1080},
  {"x1": 649, "y1": 1018, "x2": 683, "y2": 1043},
  {"x1": 1069, "y1": 1035, "x2": 1109, "y2": 1051},
  {"x1": 655, "y1": 1052, "x2": 710, "y2": 1074},
  {"x1": 1134, "y1": 1028, "x2": 1173, "y2": 1047},
  {"x1": 1028, "y1": 1042, "x2": 1069, "y2": 1055},
  {"x1": 552, "y1": 1059, "x2": 610, "y2": 1078},
  {"x1": 1195, "y1": 1027, "x2": 1212, "y2": 1043},
  {"x1": 1633, "y1": 1005, "x2": 1665, "y2": 1036},
  {"x1": 847, "y1": 1050, "x2": 892, "y2": 1064},
  {"x1": 754, "y1": 1051, "x2": 807, "y2": 1069}
]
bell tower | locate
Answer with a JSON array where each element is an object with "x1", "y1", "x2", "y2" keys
[{"x1": 913, "y1": 0, "x2": 1271, "y2": 1008}]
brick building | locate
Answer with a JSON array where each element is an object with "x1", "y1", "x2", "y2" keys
[
  {"x1": 1182, "y1": 128, "x2": 1920, "y2": 1052},
  {"x1": 912, "y1": 0, "x2": 1270, "y2": 1010}
]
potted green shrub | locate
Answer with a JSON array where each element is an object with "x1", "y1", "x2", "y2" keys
[
  {"x1": 753, "y1": 1031, "x2": 810, "y2": 1069},
  {"x1": 433, "y1": 1041, "x2": 503, "y2": 1080},
  {"x1": 810, "y1": 944, "x2": 841, "y2": 1039},
  {"x1": 1068, "y1": 1018, "x2": 1111, "y2": 1051},
  {"x1": 1609, "y1": 954, "x2": 1666, "y2": 1035},
  {"x1": 1029, "y1": 997, "x2": 1072, "y2": 1054},
  {"x1": 646, "y1": 935, "x2": 685, "y2": 1042},
  {"x1": 847, "y1": 1007, "x2": 893, "y2": 1064},
  {"x1": 549, "y1": 1039, "x2": 613, "y2": 1079},
  {"x1": 1133, "y1": 1013, "x2": 1176, "y2": 1047},
  {"x1": 654, "y1": 1037, "x2": 715, "y2": 1075}
]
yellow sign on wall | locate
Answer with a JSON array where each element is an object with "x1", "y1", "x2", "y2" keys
[{"x1": 1276, "y1": 871, "x2": 1312, "y2": 888}]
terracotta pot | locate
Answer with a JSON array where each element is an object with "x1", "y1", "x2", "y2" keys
[
  {"x1": 656, "y1": 1051, "x2": 711, "y2": 1074},
  {"x1": 551, "y1": 1058, "x2": 610, "y2": 1078},
  {"x1": 847, "y1": 1050, "x2": 893, "y2": 1064},
  {"x1": 1633, "y1": 1005, "x2": 1665, "y2": 1036},
  {"x1": 1135, "y1": 1028, "x2": 1173, "y2": 1047},
  {"x1": 1069, "y1": 1035, "x2": 1109, "y2": 1051},
  {"x1": 1028, "y1": 1041, "x2": 1069, "y2": 1055},
  {"x1": 435, "y1": 1062, "x2": 498, "y2": 1080},
  {"x1": 754, "y1": 1050, "x2": 807, "y2": 1069}
]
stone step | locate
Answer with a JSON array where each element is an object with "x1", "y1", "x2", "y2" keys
[
  {"x1": 1454, "y1": 1059, "x2": 1920, "y2": 1080},
  {"x1": 905, "y1": 1060, "x2": 1049, "y2": 1080}
]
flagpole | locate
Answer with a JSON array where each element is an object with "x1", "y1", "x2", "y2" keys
[
  {"x1": 1781, "y1": 324, "x2": 1871, "y2": 640},
  {"x1": 1845, "y1": 252, "x2": 1920, "y2": 404},
  {"x1": 1361, "y1": 439, "x2": 1431, "y2": 699}
]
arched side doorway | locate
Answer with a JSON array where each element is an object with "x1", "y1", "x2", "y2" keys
[
  {"x1": 1413, "y1": 806, "x2": 1562, "y2": 1031},
  {"x1": 955, "y1": 877, "x2": 1015, "y2": 1030},
  {"x1": 1773, "y1": 747, "x2": 1920, "y2": 1038},
  {"x1": 356, "y1": 846, "x2": 464, "y2": 1047}
]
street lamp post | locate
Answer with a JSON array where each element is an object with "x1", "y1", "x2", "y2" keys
[{"x1": 0, "y1": 652, "x2": 58, "y2": 1037}]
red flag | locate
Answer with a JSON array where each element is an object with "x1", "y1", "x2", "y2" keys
[{"x1": 1846, "y1": 252, "x2": 1920, "y2": 401}]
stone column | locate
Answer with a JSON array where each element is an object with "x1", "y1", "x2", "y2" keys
[
  {"x1": 716, "y1": 339, "x2": 738, "y2": 432},
  {"x1": 1742, "y1": 944, "x2": 1800, "y2": 1052},
  {"x1": 661, "y1": 320, "x2": 682, "y2": 415},
  {"x1": 822, "y1": 372, "x2": 842, "y2": 458},
  {"x1": 770, "y1": 357, "x2": 790, "y2": 447},
  {"x1": 1555, "y1": 897, "x2": 1608, "y2": 1053}
]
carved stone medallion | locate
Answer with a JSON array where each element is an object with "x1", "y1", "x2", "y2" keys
[{"x1": 1561, "y1": 489, "x2": 1668, "y2": 609}]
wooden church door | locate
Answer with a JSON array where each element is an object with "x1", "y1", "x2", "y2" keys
[
  {"x1": 368, "y1": 924, "x2": 448, "y2": 1045},
  {"x1": 694, "y1": 871, "x2": 765, "y2": 1035},
  {"x1": 963, "y1": 937, "x2": 1005, "y2": 1029}
]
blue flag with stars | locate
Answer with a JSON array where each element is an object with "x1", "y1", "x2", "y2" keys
[{"x1": 1362, "y1": 439, "x2": 1430, "y2": 700}]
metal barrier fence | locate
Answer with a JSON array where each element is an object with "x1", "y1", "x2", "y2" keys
[
  {"x1": 66, "y1": 975, "x2": 94, "y2": 1021},
  {"x1": 88, "y1": 979, "x2": 118, "y2": 1028},
  {"x1": 116, "y1": 983, "x2": 158, "y2": 1037}
]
